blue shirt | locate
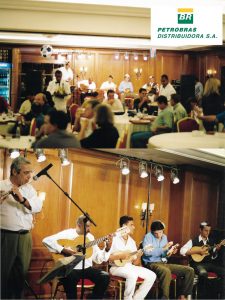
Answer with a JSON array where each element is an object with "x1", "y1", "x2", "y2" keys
[
  {"x1": 118, "y1": 81, "x2": 134, "y2": 93},
  {"x1": 216, "y1": 111, "x2": 225, "y2": 127},
  {"x1": 142, "y1": 232, "x2": 168, "y2": 263}
]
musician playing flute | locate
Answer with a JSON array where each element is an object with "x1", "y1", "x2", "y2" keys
[
  {"x1": 143, "y1": 220, "x2": 194, "y2": 300},
  {"x1": 0, "y1": 157, "x2": 43, "y2": 299},
  {"x1": 42, "y1": 215, "x2": 112, "y2": 299},
  {"x1": 180, "y1": 221, "x2": 225, "y2": 299}
]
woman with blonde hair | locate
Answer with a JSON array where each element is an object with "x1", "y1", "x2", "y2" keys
[
  {"x1": 201, "y1": 77, "x2": 224, "y2": 132},
  {"x1": 79, "y1": 104, "x2": 119, "y2": 148}
]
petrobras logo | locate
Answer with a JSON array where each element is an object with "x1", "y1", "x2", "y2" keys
[{"x1": 177, "y1": 8, "x2": 193, "y2": 24}]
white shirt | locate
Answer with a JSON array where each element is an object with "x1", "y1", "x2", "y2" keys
[
  {"x1": 42, "y1": 228, "x2": 110, "y2": 269},
  {"x1": 47, "y1": 80, "x2": 71, "y2": 97},
  {"x1": 19, "y1": 99, "x2": 32, "y2": 115},
  {"x1": 59, "y1": 67, "x2": 74, "y2": 82},
  {"x1": 180, "y1": 235, "x2": 209, "y2": 256},
  {"x1": 109, "y1": 235, "x2": 137, "y2": 266},
  {"x1": 100, "y1": 81, "x2": 116, "y2": 91},
  {"x1": 0, "y1": 179, "x2": 43, "y2": 231},
  {"x1": 159, "y1": 83, "x2": 176, "y2": 102},
  {"x1": 103, "y1": 98, "x2": 124, "y2": 113}
]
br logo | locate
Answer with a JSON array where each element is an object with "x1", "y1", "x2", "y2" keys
[{"x1": 177, "y1": 8, "x2": 193, "y2": 24}]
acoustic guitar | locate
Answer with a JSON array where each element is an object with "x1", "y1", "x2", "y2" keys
[
  {"x1": 113, "y1": 244, "x2": 154, "y2": 267},
  {"x1": 51, "y1": 226, "x2": 130, "y2": 263},
  {"x1": 191, "y1": 239, "x2": 225, "y2": 262}
]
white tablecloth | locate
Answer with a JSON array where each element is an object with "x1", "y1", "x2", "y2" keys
[
  {"x1": 0, "y1": 116, "x2": 17, "y2": 136},
  {"x1": 148, "y1": 132, "x2": 225, "y2": 149},
  {"x1": 114, "y1": 114, "x2": 151, "y2": 147},
  {"x1": 0, "y1": 136, "x2": 35, "y2": 149}
]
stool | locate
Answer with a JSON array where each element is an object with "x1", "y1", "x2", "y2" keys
[{"x1": 171, "y1": 273, "x2": 177, "y2": 299}]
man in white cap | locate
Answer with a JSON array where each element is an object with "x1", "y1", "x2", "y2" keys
[
  {"x1": 142, "y1": 75, "x2": 159, "y2": 94},
  {"x1": 118, "y1": 74, "x2": 135, "y2": 102}
]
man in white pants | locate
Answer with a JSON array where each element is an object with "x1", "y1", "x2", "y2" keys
[{"x1": 109, "y1": 215, "x2": 156, "y2": 300}]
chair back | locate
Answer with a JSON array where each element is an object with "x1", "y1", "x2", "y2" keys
[
  {"x1": 177, "y1": 117, "x2": 199, "y2": 132},
  {"x1": 30, "y1": 118, "x2": 37, "y2": 136},
  {"x1": 116, "y1": 126, "x2": 128, "y2": 148},
  {"x1": 70, "y1": 103, "x2": 79, "y2": 126}
]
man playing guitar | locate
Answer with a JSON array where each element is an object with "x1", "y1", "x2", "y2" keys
[
  {"x1": 108, "y1": 215, "x2": 156, "y2": 300},
  {"x1": 142, "y1": 220, "x2": 194, "y2": 300},
  {"x1": 180, "y1": 221, "x2": 225, "y2": 299},
  {"x1": 42, "y1": 215, "x2": 112, "y2": 299}
]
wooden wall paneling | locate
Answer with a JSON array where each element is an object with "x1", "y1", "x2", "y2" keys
[
  {"x1": 0, "y1": 149, "x2": 6, "y2": 180},
  {"x1": 181, "y1": 170, "x2": 220, "y2": 245},
  {"x1": 168, "y1": 172, "x2": 185, "y2": 244},
  {"x1": 205, "y1": 55, "x2": 220, "y2": 79},
  {"x1": 11, "y1": 48, "x2": 21, "y2": 110},
  {"x1": 160, "y1": 53, "x2": 183, "y2": 81},
  {"x1": 130, "y1": 56, "x2": 148, "y2": 93}
]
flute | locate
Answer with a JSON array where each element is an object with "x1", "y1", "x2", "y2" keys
[{"x1": 0, "y1": 179, "x2": 34, "y2": 203}]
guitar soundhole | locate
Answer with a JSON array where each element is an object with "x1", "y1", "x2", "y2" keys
[{"x1": 76, "y1": 245, "x2": 83, "y2": 252}]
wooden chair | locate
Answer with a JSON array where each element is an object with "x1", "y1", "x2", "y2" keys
[
  {"x1": 52, "y1": 278, "x2": 95, "y2": 299},
  {"x1": 116, "y1": 125, "x2": 128, "y2": 148},
  {"x1": 69, "y1": 103, "x2": 79, "y2": 127},
  {"x1": 193, "y1": 272, "x2": 222, "y2": 299},
  {"x1": 177, "y1": 117, "x2": 199, "y2": 132},
  {"x1": 30, "y1": 118, "x2": 37, "y2": 136}
]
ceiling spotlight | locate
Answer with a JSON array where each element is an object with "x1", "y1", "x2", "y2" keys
[
  {"x1": 9, "y1": 149, "x2": 20, "y2": 159},
  {"x1": 143, "y1": 54, "x2": 148, "y2": 61},
  {"x1": 153, "y1": 165, "x2": 165, "y2": 182},
  {"x1": 139, "y1": 161, "x2": 148, "y2": 178},
  {"x1": 134, "y1": 54, "x2": 138, "y2": 61},
  {"x1": 171, "y1": 168, "x2": 180, "y2": 184},
  {"x1": 58, "y1": 149, "x2": 70, "y2": 166},
  {"x1": 124, "y1": 53, "x2": 129, "y2": 60},
  {"x1": 117, "y1": 158, "x2": 130, "y2": 175},
  {"x1": 35, "y1": 149, "x2": 46, "y2": 163},
  {"x1": 114, "y1": 53, "x2": 120, "y2": 60}
]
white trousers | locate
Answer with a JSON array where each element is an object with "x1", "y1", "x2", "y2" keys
[{"x1": 110, "y1": 264, "x2": 156, "y2": 300}]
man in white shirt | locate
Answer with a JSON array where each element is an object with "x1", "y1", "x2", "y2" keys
[
  {"x1": 0, "y1": 157, "x2": 43, "y2": 299},
  {"x1": 159, "y1": 74, "x2": 176, "y2": 104},
  {"x1": 103, "y1": 90, "x2": 124, "y2": 113},
  {"x1": 108, "y1": 215, "x2": 156, "y2": 300},
  {"x1": 42, "y1": 215, "x2": 112, "y2": 299},
  {"x1": 47, "y1": 70, "x2": 71, "y2": 112},
  {"x1": 100, "y1": 75, "x2": 117, "y2": 98},
  {"x1": 59, "y1": 61, "x2": 74, "y2": 84}
]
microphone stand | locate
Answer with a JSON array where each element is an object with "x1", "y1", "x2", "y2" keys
[{"x1": 44, "y1": 171, "x2": 96, "y2": 299}]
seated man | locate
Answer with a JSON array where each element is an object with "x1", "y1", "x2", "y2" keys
[
  {"x1": 180, "y1": 221, "x2": 225, "y2": 299},
  {"x1": 131, "y1": 96, "x2": 173, "y2": 148},
  {"x1": 100, "y1": 75, "x2": 117, "y2": 98},
  {"x1": 103, "y1": 90, "x2": 124, "y2": 113},
  {"x1": 142, "y1": 75, "x2": 159, "y2": 94},
  {"x1": 33, "y1": 110, "x2": 80, "y2": 148},
  {"x1": 80, "y1": 77, "x2": 97, "y2": 104},
  {"x1": 42, "y1": 215, "x2": 111, "y2": 299},
  {"x1": 108, "y1": 215, "x2": 156, "y2": 300},
  {"x1": 133, "y1": 88, "x2": 149, "y2": 113},
  {"x1": 118, "y1": 74, "x2": 135, "y2": 102},
  {"x1": 73, "y1": 99, "x2": 100, "y2": 137},
  {"x1": 143, "y1": 221, "x2": 194, "y2": 300},
  {"x1": 170, "y1": 93, "x2": 187, "y2": 129},
  {"x1": 19, "y1": 94, "x2": 35, "y2": 115}
]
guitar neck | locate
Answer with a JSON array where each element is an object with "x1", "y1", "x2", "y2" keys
[{"x1": 85, "y1": 234, "x2": 110, "y2": 249}]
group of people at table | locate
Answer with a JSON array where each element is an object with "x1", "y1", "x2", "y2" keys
[
  {"x1": 0, "y1": 66, "x2": 224, "y2": 148},
  {"x1": 1, "y1": 157, "x2": 224, "y2": 299}
]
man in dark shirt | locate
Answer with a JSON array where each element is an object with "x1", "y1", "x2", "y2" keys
[
  {"x1": 180, "y1": 222, "x2": 225, "y2": 299},
  {"x1": 133, "y1": 88, "x2": 149, "y2": 113}
]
